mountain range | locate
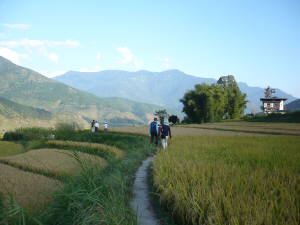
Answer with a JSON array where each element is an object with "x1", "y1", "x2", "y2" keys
[
  {"x1": 0, "y1": 56, "x2": 166, "y2": 129},
  {"x1": 54, "y1": 70, "x2": 297, "y2": 114}
]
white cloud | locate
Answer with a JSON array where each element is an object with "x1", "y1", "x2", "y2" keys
[
  {"x1": 0, "y1": 33, "x2": 6, "y2": 38},
  {"x1": 2, "y1": 23, "x2": 31, "y2": 30},
  {"x1": 116, "y1": 47, "x2": 143, "y2": 69},
  {"x1": 48, "y1": 53, "x2": 59, "y2": 63},
  {"x1": 0, "y1": 38, "x2": 79, "y2": 63},
  {"x1": 38, "y1": 70, "x2": 67, "y2": 78},
  {"x1": 0, "y1": 47, "x2": 27, "y2": 64},
  {"x1": 158, "y1": 57, "x2": 171, "y2": 69},
  {"x1": 117, "y1": 47, "x2": 134, "y2": 64}
]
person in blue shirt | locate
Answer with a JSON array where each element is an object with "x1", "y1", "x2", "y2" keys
[{"x1": 149, "y1": 117, "x2": 159, "y2": 146}]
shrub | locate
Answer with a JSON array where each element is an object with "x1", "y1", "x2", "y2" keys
[
  {"x1": 54, "y1": 123, "x2": 78, "y2": 139},
  {"x1": 3, "y1": 132, "x2": 24, "y2": 141}
]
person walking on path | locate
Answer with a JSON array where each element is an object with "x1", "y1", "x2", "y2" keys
[
  {"x1": 94, "y1": 121, "x2": 99, "y2": 132},
  {"x1": 149, "y1": 117, "x2": 159, "y2": 146},
  {"x1": 91, "y1": 120, "x2": 95, "y2": 132},
  {"x1": 104, "y1": 122, "x2": 109, "y2": 132},
  {"x1": 161, "y1": 121, "x2": 171, "y2": 149}
]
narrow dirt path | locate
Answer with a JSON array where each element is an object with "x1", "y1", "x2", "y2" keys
[{"x1": 131, "y1": 156, "x2": 160, "y2": 225}]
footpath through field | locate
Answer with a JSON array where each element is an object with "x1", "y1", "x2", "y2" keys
[{"x1": 131, "y1": 156, "x2": 160, "y2": 225}]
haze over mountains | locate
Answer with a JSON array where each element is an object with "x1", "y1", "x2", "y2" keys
[
  {"x1": 0, "y1": 56, "x2": 165, "y2": 129},
  {"x1": 55, "y1": 70, "x2": 297, "y2": 114},
  {"x1": 1, "y1": 54, "x2": 298, "y2": 131}
]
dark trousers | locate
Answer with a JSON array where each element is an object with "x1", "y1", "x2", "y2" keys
[{"x1": 150, "y1": 133, "x2": 158, "y2": 145}]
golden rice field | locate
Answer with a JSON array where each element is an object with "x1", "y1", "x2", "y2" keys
[
  {"x1": 0, "y1": 141, "x2": 24, "y2": 157},
  {"x1": 46, "y1": 140, "x2": 124, "y2": 158},
  {"x1": 0, "y1": 149, "x2": 107, "y2": 178},
  {"x1": 110, "y1": 125, "x2": 269, "y2": 136},
  {"x1": 182, "y1": 121, "x2": 300, "y2": 135},
  {"x1": 0, "y1": 163, "x2": 63, "y2": 212},
  {"x1": 153, "y1": 136, "x2": 300, "y2": 225}
]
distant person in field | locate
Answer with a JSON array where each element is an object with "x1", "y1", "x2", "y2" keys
[
  {"x1": 149, "y1": 117, "x2": 159, "y2": 146},
  {"x1": 104, "y1": 122, "x2": 109, "y2": 132},
  {"x1": 91, "y1": 120, "x2": 95, "y2": 132},
  {"x1": 94, "y1": 121, "x2": 99, "y2": 132},
  {"x1": 161, "y1": 121, "x2": 171, "y2": 149}
]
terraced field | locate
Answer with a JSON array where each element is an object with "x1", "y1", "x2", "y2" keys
[
  {"x1": 111, "y1": 125, "x2": 270, "y2": 136},
  {"x1": 111, "y1": 121, "x2": 300, "y2": 137},
  {"x1": 0, "y1": 141, "x2": 24, "y2": 157},
  {"x1": 181, "y1": 121, "x2": 300, "y2": 135},
  {"x1": 0, "y1": 149, "x2": 107, "y2": 179},
  {"x1": 46, "y1": 140, "x2": 124, "y2": 158},
  {"x1": 0, "y1": 163, "x2": 63, "y2": 212},
  {"x1": 0, "y1": 138, "x2": 124, "y2": 218}
]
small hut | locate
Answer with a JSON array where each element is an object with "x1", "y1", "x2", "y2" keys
[{"x1": 260, "y1": 86, "x2": 287, "y2": 114}]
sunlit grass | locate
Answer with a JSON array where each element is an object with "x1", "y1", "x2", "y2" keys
[
  {"x1": 0, "y1": 148, "x2": 107, "y2": 179},
  {"x1": 0, "y1": 163, "x2": 63, "y2": 212},
  {"x1": 182, "y1": 121, "x2": 300, "y2": 135},
  {"x1": 0, "y1": 141, "x2": 25, "y2": 157},
  {"x1": 153, "y1": 136, "x2": 300, "y2": 225},
  {"x1": 111, "y1": 126, "x2": 268, "y2": 136}
]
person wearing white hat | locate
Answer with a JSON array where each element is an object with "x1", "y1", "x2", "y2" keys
[
  {"x1": 161, "y1": 121, "x2": 171, "y2": 149},
  {"x1": 104, "y1": 122, "x2": 109, "y2": 132}
]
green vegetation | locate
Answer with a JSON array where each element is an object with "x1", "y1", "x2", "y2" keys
[
  {"x1": 153, "y1": 136, "x2": 300, "y2": 225},
  {"x1": 0, "y1": 127, "x2": 156, "y2": 225},
  {"x1": 181, "y1": 75, "x2": 247, "y2": 123},
  {"x1": 0, "y1": 96, "x2": 52, "y2": 120},
  {"x1": 46, "y1": 140, "x2": 124, "y2": 159},
  {"x1": 0, "y1": 141, "x2": 24, "y2": 157},
  {"x1": 244, "y1": 111, "x2": 300, "y2": 123}
]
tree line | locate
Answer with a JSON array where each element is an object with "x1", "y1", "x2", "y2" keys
[{"x1": 181, "y1": 75, "x2": 247, "y2": 123}]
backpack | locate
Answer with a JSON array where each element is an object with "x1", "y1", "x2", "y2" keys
[{"x1": 150, "y1": 122, "x2": 157, "y2": 134}]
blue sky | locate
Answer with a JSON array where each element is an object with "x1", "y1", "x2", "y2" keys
[{"x1": 0, "y1": 0, "x2": 299, "y2": 97}]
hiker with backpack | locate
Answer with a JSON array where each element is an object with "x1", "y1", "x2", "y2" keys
[
  {"x1": 149, "y1": 117, "x2": 159, "y2": 146},
  {"x1": 161, "y1": 121, "x2": 171, "y2": 149},
  {"x1": 91, "y1": 120, "x2": 96, "y2": 132}
]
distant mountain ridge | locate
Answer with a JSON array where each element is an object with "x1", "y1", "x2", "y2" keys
[
  {"x1": 55, "y1": 70, "x2": 297, "y2": 114},
  {"x1": 0, "y1": 56, "x2": 166, "y2": 128},
  {"x1": 56, "y1": 69, "x2": 215, "y2": 111}
]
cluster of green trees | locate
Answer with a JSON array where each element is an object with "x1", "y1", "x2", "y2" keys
[{"x1": 181, "y1": 75, "x2": 247, "y2": 123}]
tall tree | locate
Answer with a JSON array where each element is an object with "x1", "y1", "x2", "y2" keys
[
  {"x1": 154, "y1": 109, "x2": 169, "y2": 123},
  {"x1": 181, "y1": 84, "x2": 226, "y2": 123},
  {"x1": 181, "y1": 75, "x2": 247, "y2": 123},
  {"x1": 217, "y1": 75, "x2": 247, "y2": 119}
]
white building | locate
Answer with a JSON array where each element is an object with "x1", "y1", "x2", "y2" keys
[{"x1": 260, "y1": 97, "x2": 287, "y2": 114}]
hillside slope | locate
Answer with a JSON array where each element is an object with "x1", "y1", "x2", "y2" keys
[
  {"x1": 55, "y1": 70, "x2": 296, "y2": 113},
  {"x1": 0, "y1": 56, "x2": 164, "y2": 126},
  {"x1": 286, "y1": 99, "x2": 300, "y2": 112},
  {"x1": 0, "y1": 96, "x2": 52, "y2": 119}
]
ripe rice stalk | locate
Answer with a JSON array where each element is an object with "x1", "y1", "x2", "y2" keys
[
  {"x1": 0, "y1": 163, "x2": 63, "y2": 212},
  {"x1": 153, "y1": 136, "x2": 300, "y2": 225},
  {"x1": 182, "y1": 122, "x2": 300, "y2": 135},
  {"x1": 46, "y1": 140, "x2": 124, "y2": 159}
]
